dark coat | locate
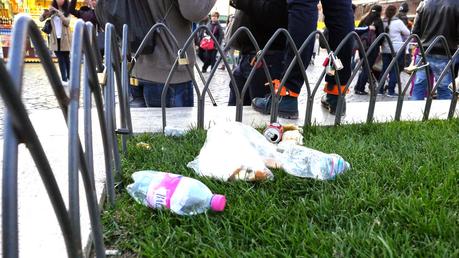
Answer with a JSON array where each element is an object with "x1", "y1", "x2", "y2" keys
[{"x1": 229, "y1": 0, "x2": 288, "y2": 54}]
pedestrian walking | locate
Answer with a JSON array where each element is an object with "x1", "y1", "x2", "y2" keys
[{"x1": 201, "y1": 11, "x2": 224, "y2": 73}]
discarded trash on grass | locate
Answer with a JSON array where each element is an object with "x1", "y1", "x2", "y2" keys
[
  {"x1": 188, "y1": 122, "x2": 350, "y2": 181},
  {"x1": 164, "y1": 126, "x2": 189, "y2": 137},
  {"x1": 187, "y1": 122, "x2": 278, "y2": 181},
  {"x1": 136, "y1": 142, "x2": 151, "y2": 150},
  {"x1": 127, "y1": 171, "x2": 226, "y2": 215},
  {"x1": 277, "y1": 141, "x2": 350, "y2": 180}
]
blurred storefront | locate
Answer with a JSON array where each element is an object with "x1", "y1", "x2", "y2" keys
[{"x1": 0, "y1": 0, "x2": 84, "y2": 62}]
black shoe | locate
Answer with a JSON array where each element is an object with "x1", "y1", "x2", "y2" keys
[
  {"x1": 321, "y1": 94, "x2": 345, "y2": 115},
  {"x1": 252, "y1": 95, "x2": 299, "y2": 119},
  {"x1": 201, "y1": 66, "x2": 207, "y2": 73},
  {"x1": 129, "y1": 97, "x2": 146, "y2": 108},
  {"x1": 354, "y1": 90, "x2": 368, "y2": 95},
  {"x1": 320, "y1": 95, "x2": 331, "y2": 109}
]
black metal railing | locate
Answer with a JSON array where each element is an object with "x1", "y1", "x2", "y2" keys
[
  {"x1": 0, "y1": 15, "x2": 131, "y2": 257},
  {"x1": 157, "y1": 25, "x2": 458, "y2": 129}
]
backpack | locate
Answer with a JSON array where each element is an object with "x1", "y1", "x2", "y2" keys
[{"x1": 95, "y1": 0, "x2": 156, "y2": 54}]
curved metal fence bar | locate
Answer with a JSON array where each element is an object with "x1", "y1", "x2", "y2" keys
[
  {"x1": 447, "y1": 49, "x2": 459, "y2": 118},
  {"x1": 68, "y1": 20, "x2": 85, "y2": 255},
  {"x1": 120, "y1": 25, "x2": 133, "y2": 154},
  {"x1": 203, "y1": 27, "x2": 261, "y2": 121},
  {"x1": 104, "y1": 23, "x2": 123, "y2": 178},
  {"x1": 1, "y1": 15, "x2": 79, "y2": 257},
  {"x1": 157, "y1": 24, "x2": 236, "y2": 130},
  {"x1": 70, "y1": 20, "x2": 108, "y2": 258},
  {"x1": 151, "y1": 24, "x2": 457, "y2": 129},
  {"x1": 391, "y1": 34, "x2": 426, "y2": 121}
]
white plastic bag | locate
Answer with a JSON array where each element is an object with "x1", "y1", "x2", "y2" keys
[
  {"x1": 188, "y1": 122, "x2": 350, "y2": 181},
  {"x1": 187, "y1": 122, "x2": 277, "y2": 181}
]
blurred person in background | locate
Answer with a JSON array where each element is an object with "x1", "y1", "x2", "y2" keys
[
  {"x1": 40, "y1": 0, "x2": 72, "y2": 83},
  {"x1": 380, "y1": 4, "x2": 410, "y2": 97},
  {"x1": 201, "y1": 11, "x2": 224, "y2": 73}
]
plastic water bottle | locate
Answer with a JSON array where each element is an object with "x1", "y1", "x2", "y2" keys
[
  {"x1": 127, "y1": 171, "x2": 226, "y2": 215},
  {"x1": 277, "y1": 142, "x2": 350, "y2": 180}
]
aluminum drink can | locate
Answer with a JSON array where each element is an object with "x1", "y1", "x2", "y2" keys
[{"x1": 263, "y1": 123, "x2": 283, "y2": 143}]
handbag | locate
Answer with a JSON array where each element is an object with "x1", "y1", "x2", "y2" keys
[
  {"x1": 200, "y1": 36, "x2": 215, "y2": 50},
  {"x1": 199, "y1": 25, "x2": 217, "y2": 51},
  {"x1": 42, "y1": 19, "x2": 52, "y2": 34}
]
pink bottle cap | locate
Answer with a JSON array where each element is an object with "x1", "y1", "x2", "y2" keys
[{"x1": 210, "y1": 194, "x2": 226, "y2": 212}]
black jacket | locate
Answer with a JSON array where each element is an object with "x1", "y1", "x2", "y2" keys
[
  {"x1": 412, "y1": 0, "x2": 459, "y2": 55},
  {"x1": 69, "y1": 0, "x2": 98, "y2": 28},
  {"x1": 207, "y1": 21, "x2": 224, "y2": 45},
  {"x1": 229, "y1": 0, "x2": 287, "y2": 54}
]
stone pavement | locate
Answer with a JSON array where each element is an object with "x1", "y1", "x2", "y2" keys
[{"x1": 0, "y1": 53, "x2": 457, "y2": 257}]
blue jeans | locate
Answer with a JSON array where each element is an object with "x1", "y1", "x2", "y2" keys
[
  {"x1": 131, "y1": 80, "x2": 194, "y2": 107},
  {"x1": 412, "y1": 55, "x2": 453, "y2": 100},
  {"x1": 381, "y1": 53, "x2": 404, "y2": 94},
  {"x1": 285, "y1": 0, "x2": 354, "y2": 93}
]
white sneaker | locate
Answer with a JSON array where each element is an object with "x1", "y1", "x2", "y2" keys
[{"x1": 448, "y1": 77, "x2": 459, "y2": 93}]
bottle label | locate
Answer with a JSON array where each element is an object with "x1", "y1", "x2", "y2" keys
[{"x1": 146, "y1": 173, "x2": 182, "y2": 209}]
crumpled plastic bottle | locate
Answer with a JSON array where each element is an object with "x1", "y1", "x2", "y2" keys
[
  {"x1": 127, "y1": 171, "x2": 226, "y2": 215},
  {"x1": 277, "y1": 142, "x2": 350, "y2": 180}
]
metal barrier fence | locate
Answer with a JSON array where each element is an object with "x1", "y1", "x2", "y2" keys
[
  {"x1": 0, "y1": 16, "x2": 457, "y2": 257},
  {"x1": 0, "y1": 15, "x2": 131, "y2": 258},
  {"x1": 156, "y1": 24, "x2": 458, "y2": 129}
]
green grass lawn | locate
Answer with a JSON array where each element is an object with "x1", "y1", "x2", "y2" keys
[{"x1": 102, "y1": 119, "x2": 459, "y2": 257}]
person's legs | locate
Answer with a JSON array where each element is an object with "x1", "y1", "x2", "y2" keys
[
  {"x1": 387, "y1": 54, "x2": 404, "y2": 95},
  {"x1": 251, "y1": 0, "x2": 320, "y2": 118},
  {"x1": 429, "y1": 55, "x2": 452, "y2": 100},
  {"x1": 319, "y1": 0, "x2": 354, "y2": 114},
  {"x1": 228, "y1": 55, "x2": 252, "y2": 106},
  {"x1": 412, "y1": 63, "x2": 429, "y2": 100},
  {"x1": 202, "y1": 50, "x2": 211, "y2": 72},
  {"x1": 381, "y1": 53, "x2": 392, "y2": 94},
  {"x1": 142, "y1": 80, "x2": 194, "y2": 107},
  {"x1": 210, "y1": 50, "x2": 218, "y2": 70},
  {"x1": 54, "y1": 51, "x2": 68, "y2": 82},
  {"x1": 250, "y1": 52, "x2": 284, "y2": 99},
  {"x1": 62, "y1": 51, "x2": 70, "y2": 81},
  {"x1": 355, "y1": 48, "x2": 379, "y2": 94},
  {"x1": 169, "y1": 81, "x2": 194, "y2": 107},
  {"x1": 129, "y1": 84, "x2": 146, "y2": 107}
]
